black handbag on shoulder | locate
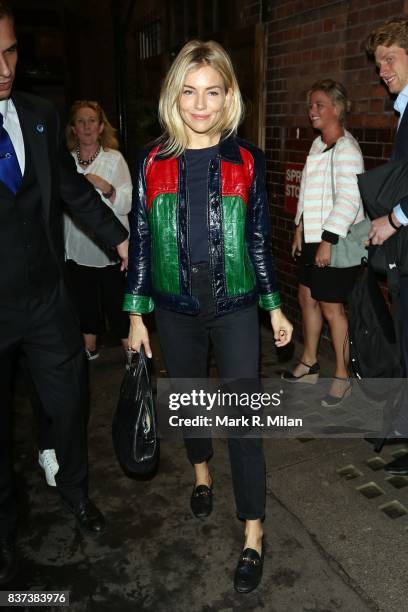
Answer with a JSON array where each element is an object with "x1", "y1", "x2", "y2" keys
[
  {"x1": 348, "y1": 263, "x2": 402, "y2": 381},
  {"x1": 112, "y1": 348, "x2": 159, "y2": 475}
]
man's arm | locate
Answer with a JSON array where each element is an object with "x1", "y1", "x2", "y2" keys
[{"x1": 59, "y1": 145, "x2": 128, "y2": 246}]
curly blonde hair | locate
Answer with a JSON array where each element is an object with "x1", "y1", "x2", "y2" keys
[
  {"x1": 65, "y1": 100, "x2": 119, "y2": 151},
  {"x1": 158, "y1": 40, "x2": 244, "y2": 157}
]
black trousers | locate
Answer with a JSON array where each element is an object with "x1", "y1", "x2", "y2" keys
[
  {"x1": 19, "y1": 355, "x2": 54, "y2": 452},
  {"x1": 393, "y1": 276, "x2": 408, "y2": 434},
  {"x1": 65, "y1": 260, "x2": 129, "y2": 339},
  {"x1": 155, "y1": 264, "x2": 266, "y2": 520},
  {"x1": 0, "y1": 285, "x2": 89, "y2": 537}
]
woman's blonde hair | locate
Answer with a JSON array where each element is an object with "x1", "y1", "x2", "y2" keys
[
  {"x1": 307, "y1": 79, "x2": 351, "y2": 125},
  {"x1": 65, "y1": 100, "x2": 119, "y2": 151},
  {"x1": 158, "y1": 40, "x2": 244, "y2": 156}
]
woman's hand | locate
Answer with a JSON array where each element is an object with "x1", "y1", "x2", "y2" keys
[
  {"x1": 314, "y1": 240, "x2": 331, "y2": 267},
  {"x1": 128, "y1": 314, "x2": 152, "y2": 358},
  {"x1": 85, "y1": 173, "x2": 112, "y2": 195},
  {"x1": 291, "y1": 223, "x2": 303, "y2": 258},
  {"x1": 270, "y1": 308, "x2": 293, "y2": 347}
]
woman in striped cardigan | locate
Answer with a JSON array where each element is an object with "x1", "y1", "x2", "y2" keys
[{"x1": 283, "y1": 79, "x2": 365, "y2": 406}]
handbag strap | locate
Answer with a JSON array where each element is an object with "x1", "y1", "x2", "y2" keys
[{"x1": 330, "y1": 145, "x2": 336, "y2": 204}]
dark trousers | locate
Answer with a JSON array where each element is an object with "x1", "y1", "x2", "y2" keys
[
  {"x1": 20, "y1": 355, "x2": 54, "y2": 451},
  {"x1": 65, "y1": 260, "x2": 129, "y2": 339},
  {"x1": 155, "y1": 264, "x2": 266, "y2": 520},
  {"x1": 0, "y1": 286, "x2": 89, "y2": 536},
  {"x1": 393, "y1": 276, "x2": 408, "y2": 434}
]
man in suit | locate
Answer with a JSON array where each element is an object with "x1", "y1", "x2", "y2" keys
[
  {"x1": 0, "y1": 2, "x2": 129, "y2": 583},
  {"x1": 366, "y1": 18, "x2": 408, "y2": 474}
]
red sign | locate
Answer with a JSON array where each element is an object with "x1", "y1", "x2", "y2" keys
[{"x1": 284, "y1": 163, "x2": 303, "y2": 216}]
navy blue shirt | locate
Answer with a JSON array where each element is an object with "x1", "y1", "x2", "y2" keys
[{"x1": 185, "y1": 144, "x2": 219, "y2": 263}]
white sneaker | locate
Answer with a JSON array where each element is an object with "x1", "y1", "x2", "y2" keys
[{"x1": 38, "y1": 449, "x2": 59, "y2": 487}]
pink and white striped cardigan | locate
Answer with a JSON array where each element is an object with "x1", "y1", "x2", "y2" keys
[{"x1": 295, "y1": 130, "x2": 365, "y2": 243}]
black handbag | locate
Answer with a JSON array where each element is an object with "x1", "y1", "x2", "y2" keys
[
  {"x1": 348, "y1": 263, "x2": 402, "y2": 381},
  {"x1": 112, "y1": 348, "x2": 159, "y2": 475}
]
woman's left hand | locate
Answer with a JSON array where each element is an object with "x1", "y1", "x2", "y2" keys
[
  {"x1": 85, "y1": 173, "x2": 111, "y2": 194},
  {"x1": 314, "y1": 240, "x2": 331, "y2": 267},
  {"x1": 270, "y1": 308, "x2": 293, "y2": 347}
]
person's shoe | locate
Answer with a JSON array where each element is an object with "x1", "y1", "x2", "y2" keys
[
  {"x1": 62, "y1": 497, "x2": 106, "y2": 535},
  {"x1": 38, "y1": 449, "x2": 59, "y2": 487},
  {"x1": 85, "y1": 348, "x2": 99, "y2": 361},
  {"x1": 365, "y1": 430, "x2": 408, "y2": 453},
  {"x1": 384, "y1": 454, "x2": 408, "y2": 475},
  {"x1": 190, "y1": 483, "x2": 213, "y2": 518},
  {"x1": 0, "y1": 535, "x2": 18, "y2": 585},
  {"x1": 281, "y1": 360, "x2": 320, "y2": 384},
  {"x1": 321, "y1": 377, "x2": 352, "y2": 407},
  {"x1": 234, "y1": 547, "x2": 264, "y2": 593}
]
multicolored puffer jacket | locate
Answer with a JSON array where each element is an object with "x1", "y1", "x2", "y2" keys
[{"x1": 123, "y1": 136, "x2": 281, "y2": 316}]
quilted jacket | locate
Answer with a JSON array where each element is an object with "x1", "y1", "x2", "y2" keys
[{"x1": 123, "y1": 136, "x2": 281, "y2": 316}]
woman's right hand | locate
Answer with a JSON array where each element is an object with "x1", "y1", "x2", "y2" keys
[
  {"x1": 291, "y1": 223, "x2": 303, "y2": 258},
  {"x1": 128, "y1": 314, "x2": 152, "y2": 358}
]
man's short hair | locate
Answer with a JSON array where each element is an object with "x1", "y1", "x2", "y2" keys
[
  {"x1": 0, "y1": 1, "x2": 13, "y2": 21},
  {"x1": 366, "y1": 18, "x2": 408, "y2": 56}
]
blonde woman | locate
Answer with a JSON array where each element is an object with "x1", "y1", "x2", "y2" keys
[
  {"x1": 124, "y1": 40, "x2": 293, "y2": 593},
  {"x1": 64, "y1": 101, "x2": 132, "y2": 359},
  {"x1": 283, "y1": 80, "x2": 365, "y2": 405}
]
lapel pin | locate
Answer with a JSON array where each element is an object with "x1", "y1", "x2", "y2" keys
[{"x1": 36, "y1": 124, "x2": 44, "y2": 133}]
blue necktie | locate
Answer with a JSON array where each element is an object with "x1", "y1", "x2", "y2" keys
[{"x1": 0, "y1": 111, "x2": 22, "y2": 194}]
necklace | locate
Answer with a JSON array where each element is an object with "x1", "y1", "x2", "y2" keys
[{"x1": 76, "y1": 144, "x2": 101, "y2": 166}]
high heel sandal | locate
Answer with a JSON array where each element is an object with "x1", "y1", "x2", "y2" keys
[
  {"x1": 321, "y1": 376, "x2": 352, "y2": 407},
  {"x1": 281, "y1": 360, "x2": 320, "y2": 384}
]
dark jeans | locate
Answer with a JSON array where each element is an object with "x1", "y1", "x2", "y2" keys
[
  {"x1": 155, "y1": 264, "x2": 265, "y2": 520},
  {"x1": 0, "y1": 286, "x2": 89, "y2": 536}
]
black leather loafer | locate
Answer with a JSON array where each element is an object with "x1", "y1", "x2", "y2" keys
[
  {"x1": 190, "y1": 484, "x2": 213, "y2": 518},
  {"x1": 0, "y1": 535, "x2": 18, "y2": 585},
  {"x1": 234, "y1": 547, "x2": 264, "y2": 594},
  {"x1": 63, "y1": 497, "x2": 106, "y2": 535}
]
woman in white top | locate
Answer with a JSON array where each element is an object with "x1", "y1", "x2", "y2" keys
[
  {"x1": 283, "y1": 80, "x2": 365, "y2": 406},
  {"x1": 64, "y1": 101, "x2": 132, "y2": 359}
]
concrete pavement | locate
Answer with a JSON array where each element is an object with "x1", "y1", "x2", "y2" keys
[{"x1": 7, "y1": 322, "x2": 408, "y2": 611}]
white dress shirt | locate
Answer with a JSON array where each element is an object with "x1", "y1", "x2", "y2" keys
[{"x1": 0, "y1": 98, "x2": 25, "y2": 174}]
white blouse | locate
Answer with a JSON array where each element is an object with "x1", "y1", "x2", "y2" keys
[{"x1": 64, "y1": 148, "x2": 132, "y2": 267}]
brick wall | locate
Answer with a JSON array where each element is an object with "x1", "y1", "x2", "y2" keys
[{"x1": 241, "y1": 0, "x2": 407, "y2": 346}]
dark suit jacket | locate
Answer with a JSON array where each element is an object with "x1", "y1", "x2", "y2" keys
[
  {"x1": 391, "y1": 105, "x2": 408, "y2": 216},
  {"x1": 9, "y1": 91, "x2": 128, "y2": 273}
]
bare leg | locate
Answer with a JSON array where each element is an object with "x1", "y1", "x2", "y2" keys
[
  {"x1": 292, "y1": 284, "x2": 324, "y2": 377},
  {"x1": 320, "y1": 301, "x2": 350, "y2": 397},
  {"x1": 244, "y1": 519, "x2": 263, "y2": 555},
  {"x1": 194, "y1": 461, "x2": 211, "y2": 487},
  {"x1": 83, "y1": 333, "x2": 97, "y2": 352}
]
